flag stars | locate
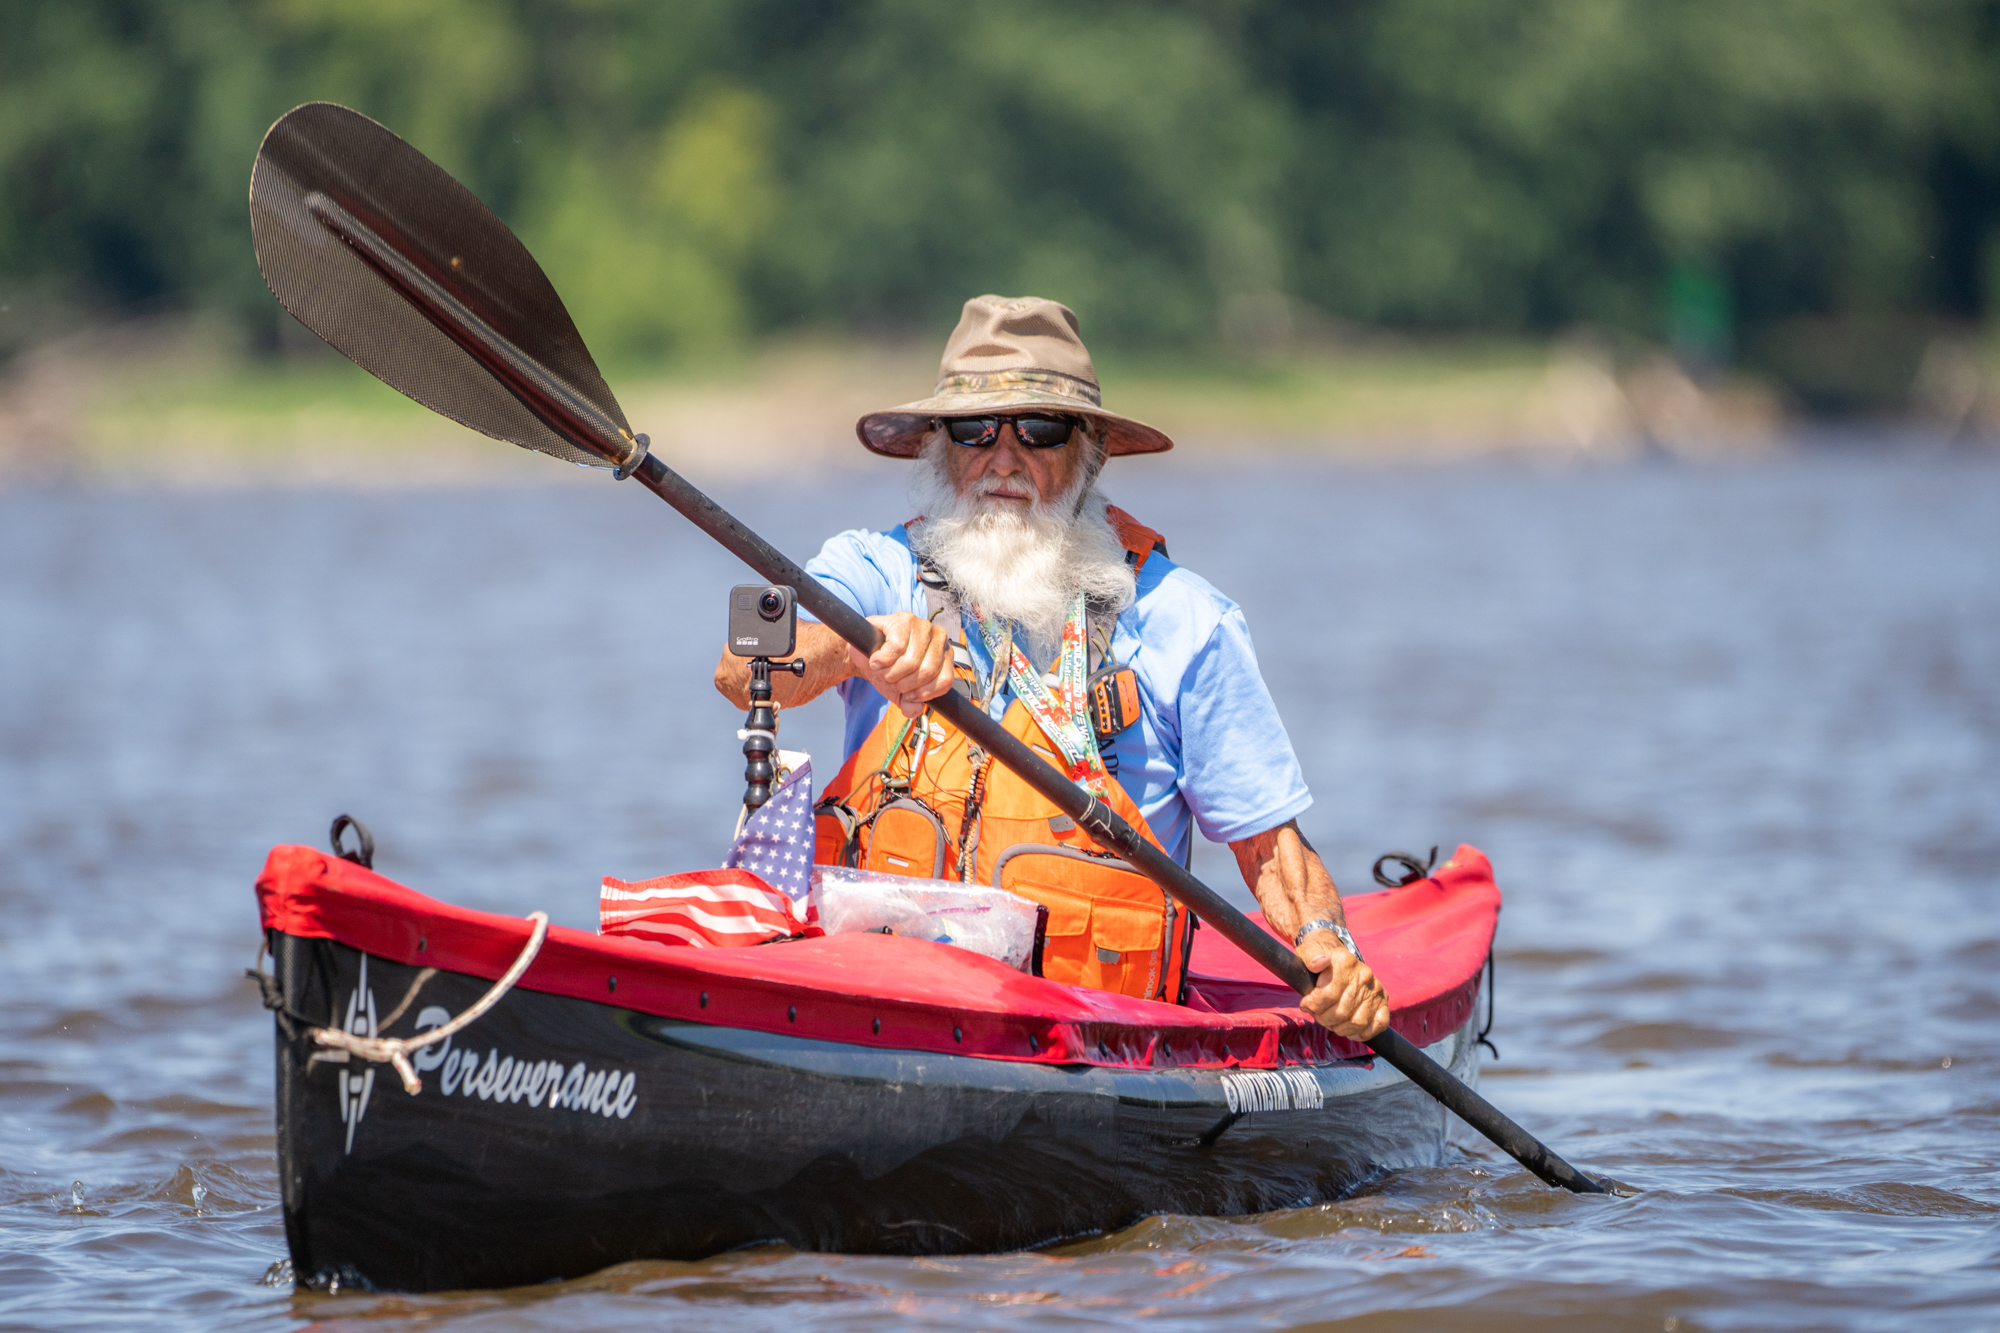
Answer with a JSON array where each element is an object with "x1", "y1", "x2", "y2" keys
[{"x1": 724, "y1": 762, "x2": 817, "y2": 911}]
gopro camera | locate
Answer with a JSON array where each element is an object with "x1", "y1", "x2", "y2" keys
[{"x1": 727, "y1": 583, "x2": 797, "y2": 658}]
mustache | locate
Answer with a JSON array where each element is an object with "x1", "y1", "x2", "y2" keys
[
  {"x1": 968, "y1": 473, "x2": 1040, "y2": 501},
  {"x1": 963, "y1": 468, "x2": 1097, "y2": 523}
]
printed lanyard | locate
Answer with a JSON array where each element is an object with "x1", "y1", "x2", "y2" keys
[{"x1": 976, "y1": 593, "x2": 1109, "y2": 793}]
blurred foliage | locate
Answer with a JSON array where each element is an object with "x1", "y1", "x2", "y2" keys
[{"x1": 2, "y1": 0, "x2": 1998, "y2": 377}]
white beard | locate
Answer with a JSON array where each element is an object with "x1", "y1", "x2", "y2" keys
[{"x1": 907, "y1": 430, "x2": 1136, "y2": 667}]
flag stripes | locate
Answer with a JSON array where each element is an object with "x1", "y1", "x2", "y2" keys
[{"x1": 599, "y1": 869, "x2": 810, "y2": 948}]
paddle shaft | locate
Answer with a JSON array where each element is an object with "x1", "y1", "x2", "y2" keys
[
  {"x1": 628, "y1": 454, "x2": 1604, "y2": 1195},
  {"x1": 299, "y1": 181, "x2": 1601, "y2": 1194}
]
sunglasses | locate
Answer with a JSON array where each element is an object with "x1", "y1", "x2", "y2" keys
[{"x1": 936, "y1": 414, "x2": 1077, "y2": 449}]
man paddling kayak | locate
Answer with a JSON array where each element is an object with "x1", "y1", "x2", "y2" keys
[{"x1": 716, "y1": 295, "x2": 1388, "y2": 1041}]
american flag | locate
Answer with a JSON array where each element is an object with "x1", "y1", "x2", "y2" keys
[
  {"x1": 597, "y1": 762, "x2": 820, "y2": 948},
  {"x1": 724, "y1": 759, "x2": 817, "y2": 913}
]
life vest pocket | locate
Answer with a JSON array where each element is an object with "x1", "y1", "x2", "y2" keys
[
  {"x1": 1030, "y1": 889, "x2": 1091, "y2": 941},
  {"x1": 991, "y1": 844, "x2": 1171, "y2": 1000},
  {"x1": 814, "y1": 799, "x2": 861, "y2": 867},
  {"x1": 862, "y1": 797, "x2": 950, "y2": 879}
]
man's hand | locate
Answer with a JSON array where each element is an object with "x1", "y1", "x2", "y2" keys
[
  {"x1": 1295, "y1": 930, "x2": 1390, "y2": 1041},
  {"x1": 1229, "y1": 819, "x2": 1390, "y2": 1041},
  {"x1": 848, "y1": 612, "x2": 955, "y2": 717}
]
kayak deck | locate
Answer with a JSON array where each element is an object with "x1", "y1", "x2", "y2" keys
[{"x1": 255, "y1": 842, "x2": 1500, "y2": 1069}]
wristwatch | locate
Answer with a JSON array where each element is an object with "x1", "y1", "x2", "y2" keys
[{"x1": 1293, "y1": 917, "x2": 1363, "y2": 962}]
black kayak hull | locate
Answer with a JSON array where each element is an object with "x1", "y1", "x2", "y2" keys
[{"x1": 273, "y1": 932, "x2": 1480, "y2": 1292}]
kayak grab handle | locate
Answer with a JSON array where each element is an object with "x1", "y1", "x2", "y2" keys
[{"x1": 308, "y1": 911, "x2": 549, "y2": 1095}]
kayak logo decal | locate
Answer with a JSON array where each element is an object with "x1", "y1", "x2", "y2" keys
[
  {"x1": 1221, "y1": 1068, "x2": 1325, "y2": 1114},
  {"x1": 410, "y1": 1016, "x2": 639, "y2": 1119},
  {"x1": 336, "y1": 957, "x2": 379, "y2": 1153}
]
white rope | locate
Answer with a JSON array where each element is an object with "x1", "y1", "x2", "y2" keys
[{"x1": 310, "y1": 911, "x2": 549, "y2": 1095}]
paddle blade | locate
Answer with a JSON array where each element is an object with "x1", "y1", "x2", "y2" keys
[{"x1": 249, "y1": 102, "x2": 635, "y2": 470}]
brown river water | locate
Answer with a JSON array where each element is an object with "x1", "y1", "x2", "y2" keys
[{"x1": 2, "y1": 445, "x2": 1997, "y2": 1331}]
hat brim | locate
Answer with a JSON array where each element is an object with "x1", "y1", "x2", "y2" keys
[{"x1": 856, "y1": 387, "x2": 1174, "y2": 459}]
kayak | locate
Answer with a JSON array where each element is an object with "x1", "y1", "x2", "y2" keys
[{"x1": 253, "y1": 842, "x2": 1499, "y2": 1293}]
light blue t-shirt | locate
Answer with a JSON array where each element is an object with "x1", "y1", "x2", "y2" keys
[{"x1": 802, "y1": 525, "x2": 1312, "y2": 864}]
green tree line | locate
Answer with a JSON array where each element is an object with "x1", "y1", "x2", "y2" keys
[{"x1": 3, "y1": 0, "x2": 1997, "y2": 380}]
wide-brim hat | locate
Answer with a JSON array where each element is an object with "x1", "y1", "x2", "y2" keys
[{"x1": 856, "y1": 295, "x2": 1174, "y2": 459}]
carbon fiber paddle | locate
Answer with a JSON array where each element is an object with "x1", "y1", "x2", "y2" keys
[{"x1": 249, "y1": 101, "x2": 1606, "y2": 1196}]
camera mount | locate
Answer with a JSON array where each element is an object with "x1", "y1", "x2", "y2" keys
[{"x1": 741, "y1": 654, "x2": 807, "y2": 811}]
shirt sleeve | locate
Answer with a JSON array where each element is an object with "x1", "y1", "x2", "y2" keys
[
  {"x1": 800, "y1": 527, "x2": 912, "y2": 622},
  {"x1": 1175, "y1": 604, "x2": 1313, "y2": 845},
  {"x1": 802, "y1": 528, "x2": 916, "y2": 759}
]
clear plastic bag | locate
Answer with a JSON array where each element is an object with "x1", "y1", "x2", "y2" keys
[{"x1": 813, "y1": 866, "x2": 1044, "y2": 972}]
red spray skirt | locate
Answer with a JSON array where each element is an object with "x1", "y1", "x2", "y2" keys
[{"x1": 256, "y1": 843, "x2": 1499, "y2": 1070}]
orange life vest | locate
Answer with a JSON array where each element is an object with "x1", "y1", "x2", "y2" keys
[{"x1": 813, "y1": 507, "x2": 1196, "y2": 1004}]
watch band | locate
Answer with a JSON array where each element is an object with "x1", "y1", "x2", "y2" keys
[{"x1": 1293, "y1": 917, "x2": 1363, "y2": 962}]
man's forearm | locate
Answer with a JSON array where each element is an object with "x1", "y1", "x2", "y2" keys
[
  {"x1": 712, "y1": 622, "x2": 854, "y2": 709},
  {"x1": 1232, "y1": 819, "x2": 1386, "y2": 1039},
  {"x1": 1229, "y1": 820, "x2": 1344, "y2": 943}
]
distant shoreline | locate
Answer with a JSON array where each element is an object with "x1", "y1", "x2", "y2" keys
[{"x1": 2, "y1": 320, "x2": 1990, "y2": 489}]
